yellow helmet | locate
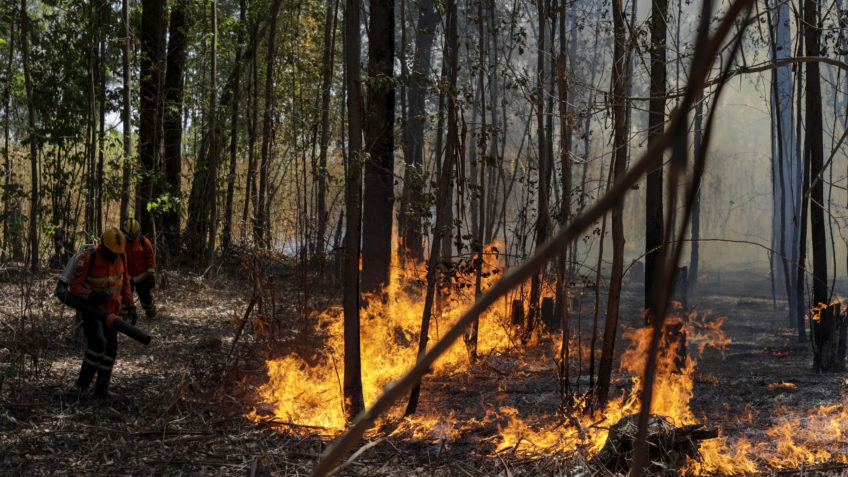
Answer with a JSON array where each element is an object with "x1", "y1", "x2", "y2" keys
[
  {"x1": 121, "y1": 218, "x2": 140, "y2": 240},
  {"x1": 102, "y1": 227, "x2": 126, "y2": 254}
]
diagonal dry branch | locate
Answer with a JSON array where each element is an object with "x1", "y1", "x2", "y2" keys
[{"x1": 308, "y1": 0, "x2": 755, "y2": 475}]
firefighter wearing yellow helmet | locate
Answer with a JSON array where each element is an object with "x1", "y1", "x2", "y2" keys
[
  {"x1": 121, "y1": 218, "x2": 158, "y2": 320},
  {"x1": 67, "y1": 227, "x2": 136, "y2": 398}
]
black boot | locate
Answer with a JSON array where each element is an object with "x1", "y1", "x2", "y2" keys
[
  {"x1": 94, "y1": 369, "x2": 113, "y2": 398},
  {"x1": 66, "y1": 361, "x2": 97, "y2": 399}
]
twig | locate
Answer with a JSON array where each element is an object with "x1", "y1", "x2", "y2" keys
[{"x1": 328, "y1": 438, "x2": 384, "y2": 476}]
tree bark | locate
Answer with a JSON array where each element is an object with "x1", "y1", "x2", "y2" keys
[
  {"x1": 205, "y1": 0, "x2": 218, "y2": 265},
  {"x1": 645, "y1": 0, "x2": 666, "y2": 320},
  {"x1": 343, "y1": 0, "x2": 365, "y2": 421},
  {"x1": 20, "y1": 0, "x2": 38, "y2": 271},
  {"x1": 596, "y1": 0, "x2": 628, "y2": 407},
  {"x1": 162, "y1": 0, "x2": 189, "y2": 252},
  {"x1": 1, "y1": 8, "x2": 14, "y2": 259},
  {"x1": 406, "y1": 0, "x2": 457, "y2": 416},
  {"x1": 138, "y1": 0, "x2": 167, "y2": 235},
  {"x1": 254, "y1": 3, "x2": 280, "y2": 245},
  {"x1": 804, "y1": 0, "x2": 831, "y2": 370},
  {"x1": 119, "y1": 0, "x2": 132, "y2": 225},
  {"x1": 526, "y1": 0, "x2": 550, "y2": 340},
  {"x1": 399, "y1": 0, "x2": 439, "y2": 263},
  {"x1": 315, "y1": 0, "x2": 340, "y2": 256},
  {"x1": 361, "y1": 0, "x2": 395, "y2": 297}
]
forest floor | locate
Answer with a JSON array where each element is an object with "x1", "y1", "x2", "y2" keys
[{"x1": 2, "y1": 258, "x2": 848, "y2": 476}]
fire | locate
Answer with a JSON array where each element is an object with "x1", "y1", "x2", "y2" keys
[
  {"x1": 250, "y1": 241, "x2": 515, "y2": 431},
  {"x1": 249, "y1": 249, "x2": 848, "y2": 474}
]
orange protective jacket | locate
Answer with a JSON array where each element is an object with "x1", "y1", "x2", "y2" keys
[
  {"x1": 69, "y1": 244, "x2": 134, "y2": 315},
  {"x1": 125, "y1": 236, "x2": 156, "y2": 284}
]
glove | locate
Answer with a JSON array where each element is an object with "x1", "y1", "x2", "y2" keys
[
  {"x1": 88, "y1": 290, "x2": 110, "y2": 306},
  {"x1": 122, "y1": 307, "x2": 139, "y2": 325},
  {"x1": 143, "y1": 276, "x2": 155, "y2": 289}
]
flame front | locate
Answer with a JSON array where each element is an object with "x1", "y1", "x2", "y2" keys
[{"x1": 249, "y1": 252, "x2": 848, "y2": 474}]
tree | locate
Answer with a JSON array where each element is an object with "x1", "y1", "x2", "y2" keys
[
  {"x1": 595, "y1": 0, "x2": 628, "y2": 407},
  {"x1": 398, "y1": 0, "x2": 440, "y2": 263},
  {"x1": 361, "y1": 0, "x2": 395, "y2": 297},
  {"x1": 137, "y1": 0, "x2": 167, "y2": 235},
  {"x1": 342, "y1": 0, "x2": 365, "y2": 420},
  {"x1": 804, "y1": 0, "x2": 834, "y2": 371},
  {"x1": 645, "y1": 0, "x2": 666, "y2": 319},
  {"x1": 20, "y1": 0, "x2": 38, "y2": 272},
  {"x1": 162, "y1": 0, "x2": 189, "y2": 253},
  {"x1": 526, "y1": 0, "x2": 550, "y2": 340},
  {"x1": 119, "y1": 0, "x2": 132, "y2": 226},
  {"x1": 313, "y1": 0, "x2": 340, "y2": 256}
]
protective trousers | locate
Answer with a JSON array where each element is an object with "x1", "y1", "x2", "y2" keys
[
  {"x1": 131, "y1": 281, "x2": 156, "y2": 318},
  {"x1": 76, "y1": 312, "x2": 118, "y2": 395}
]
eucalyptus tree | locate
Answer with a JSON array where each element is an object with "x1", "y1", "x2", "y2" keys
[
  {"x1": 343, "y1": 0, "x2": 365, "y2": 421},
  {"x1": 137, "y1": 0, "x2": 166, "y2": 236},
  {"x1": 645, "y1": 0, "x2": 667, "y2": 320},
  {"x1": 361, "y1": 0, "x2": 396, "y2": 297}
]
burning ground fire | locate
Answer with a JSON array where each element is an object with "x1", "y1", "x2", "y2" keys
[{"x1": 248, "y1": 246, "x2": 848, "y2": 474}]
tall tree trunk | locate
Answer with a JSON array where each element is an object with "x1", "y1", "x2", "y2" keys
[
  {"x1": 595, "y1": 0, "x2": 628, "y2": 407},
  {"x1": 804, "y1": 0, "x2": 831, "y2": 370},
  {"x1": 343, "y1": 0, "x2": 365, "y2": 421},
  {"x1": 361, "y1": 0, "x2": 395, "y2": 297},
  {"x1": 162, "y1": 0, "x2": 189, "y2": 253},
  {"x1": 138, "y1": 0, "x2": 167, "y2": 235},
  {"x1": 399, "y1": 0, "x2": 439, "y2": 263},
  {"x1": 406, "y1": 0, "x2": 457, "y2": 416},
  {"x1": 689, "y1": 94, "x2": 704, "y2": 295},
  {"x1": 20, "y1": 0, "x2": 38, "y2": 271},
  {"x1": 315, "y1": 0, "x2": 340, "y2": 256},
  {"x1": 242, "y1": 29, "x2": 260, "y2": 240},
  {"x1": 526, "y1": 0, "x2": 550, "y2": 340},
  {"x1": 96, "y1": 5, "x2": 106, "y2": 236},
  {"x1": 119, "y1": 0, "x2": 132, "y2": 225},
  {"x1": 1, "y1": 9, "x2": 14, "y2": 259},
  {"x1": 222, "y1": 0, "x2": 247, "y2": 251},
  {"x1": 255, "y1": 3, "x2": 280, "y2": 245},
  {"x1": 645, "y1": 0, "x2": 666, "y2": 319},
  {"x1": 205, "y1": 0, "x2": 218, "y2": 265}
]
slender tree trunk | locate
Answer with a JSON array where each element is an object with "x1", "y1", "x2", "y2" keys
[
  {"x1": 343, "y1": 0, "x2": 365, "y2": 421},
  {"x1": 162, "y1": 0, "x2": 189, "y2": 252},
  {"x1": 96, "y1": 7, "x2": 106, "y2": 235},
  {"x1": 242, "y1": 29, "x2": 260, "y2": 240},
  {"x1": 645, "y1": 0, "x2": 666, "y2": 319},
  {"x1": 596, "y1": 0, "x2": 628, "y2": 407},
  {"x1": 20, "y1": 0, "x2": 38, "y2": 271},
  {"x1": 399, "y1": 0, "x2": 439, "y2": 263},
  {"x1": 1, "y1": 10, "x2": 14, "y2": 259},
  {"x1": 222, "y1": 0, "x2": 247, "y2": 251},
  {"x1": 526, "y1": 0, "x2": 550, "y2": 340},
  {"x1": 255, "y1": 4, "x2": 280, "y2": 245},
  {"x1": 406, "y1": 0, "x2": 457, "y2": 416},
  {"x1": 206, "y1": 0, "x2": 218, "y2": 265},
  {"x1": 361, "y1": 0, "x2": 395, "y2": 297},
  {"x1": 689, "y1": 94, "x2": 704, "y2": 295},
  {"x1": 315, "y1": 0, "x2": 340, "y2": 256},
  {"x1": 119, "y1": 0, "x2": 132, "y2": 225},
  {"x1": 804, "y1": 0, "x2": 831, "y2": 370}
]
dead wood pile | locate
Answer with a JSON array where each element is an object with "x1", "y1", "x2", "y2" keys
[{"x1": 590, "y1": 414, "x2": 718, "y2": 475}]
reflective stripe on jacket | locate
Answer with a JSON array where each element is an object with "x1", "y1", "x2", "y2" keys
[
  {"x1": 125, "y1": 236, "x2": 157, "y2": 283},
  {"x1": 68, "y1": 244, "x2": 134, "y2": 314}
]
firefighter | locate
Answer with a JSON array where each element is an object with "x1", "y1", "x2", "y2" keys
[
  {"x1": 120, "y1": 218, "x2": 157, "y2": 321},
  {"x1": 68, "y1": 227, "x2": 137, "y2": 398}
]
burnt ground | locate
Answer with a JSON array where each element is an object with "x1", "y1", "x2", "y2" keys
[{"x1": 1, "y1": 262, "x2": 848, "y2": 476}]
